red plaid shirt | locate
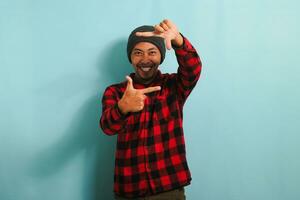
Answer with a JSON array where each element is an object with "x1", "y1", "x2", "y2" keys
[{"x1": 100, "y1": 36, "x2": 202, "y2": 198}]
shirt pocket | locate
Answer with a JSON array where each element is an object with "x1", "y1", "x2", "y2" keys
[
  {"x1": 118, "y1": 113, "x2": 141, "y2": 145},
  {"x1": 154, "y1": 94, "x2": 176, "y2": 124},
  {"x1": 125, "y1": 112, "x2": 141, "y2": 133}
]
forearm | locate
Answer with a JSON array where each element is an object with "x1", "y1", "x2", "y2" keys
[
  {"x1": 100, "y1": 104, "x2": 127, "y2": 135},
  {"x1": 100, "y1": 87, "x2": 128, "y2": 135},
  {"x1": 171, "y1": 32, "x2": 184, "y2": 48},
  {"x1": 174, "y1": 35, "x2": 202, "y2": 101}
]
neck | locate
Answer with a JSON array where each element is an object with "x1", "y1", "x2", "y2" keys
[{"x1": 134, "y1": 71, "x2": 158, "y2": 85}]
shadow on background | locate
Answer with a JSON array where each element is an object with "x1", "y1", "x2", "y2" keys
[
  {"x1": 28, "y1": 39, "x2": 132, "y2": 200},
  {"x1": 92, "y1": 38, "x2": 132, "y2": 199}
]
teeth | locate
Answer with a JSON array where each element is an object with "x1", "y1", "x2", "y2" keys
[{"x1": 141, "y1": 67, "x2": 151, "y2": 72}]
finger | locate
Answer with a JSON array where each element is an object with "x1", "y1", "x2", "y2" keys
[
  {"x1": 163, "y1": 19, "x2": 173, "y2": 28},
  {"x1": 160, "y1": 22, "x2": 169, "y2": 31},
  {"x1": 133, "y1": 101, "x2": 144, "y2": 111},
  {"x1": 126, "y1": 76, "x2": 134, "y2": 90},
  {"x1": 137, "y1": 96, "x2": 145, "y2": 102},
  {"x1": 138, "y1": 104, "x2": 144, "y2": 111},
  {"x1": 165, "y1": 38, "x2": 172, "y2": 50},
  {"x1": 135, "y1": 31, "x2": 155, "y2": 37},
  {"x1": 140, "y1": 86, "x2": 161, "y2": 94},
  {"x1": 139, "y1": 101, "x2": 144, "y2": 108},
  {"x1": 154, "y1": 24, "x2": 165, "y2": 33}
]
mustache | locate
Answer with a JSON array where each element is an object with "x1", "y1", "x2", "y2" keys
[{"x1": 137, "y1": 61, "x2": 156, "y2": 68}]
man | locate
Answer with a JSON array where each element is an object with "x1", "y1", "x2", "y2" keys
[{"x1": 100, "y1": 19, "x2": 202, "y2": 200}]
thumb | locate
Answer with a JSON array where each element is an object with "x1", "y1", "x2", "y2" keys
[
  {"x1": 166, "y1": 38, "x2": 172, "y2": 50},
  {"x1": 126, "y1": 76, "x2": 134, "y2": 90}
]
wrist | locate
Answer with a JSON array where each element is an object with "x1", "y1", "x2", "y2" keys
[
  {"x1": 172, "y1": 33, "x2": 183, "y2": 47},
  {"x1": 117, "y1": 100, "x2": 128, "y2": 115}
]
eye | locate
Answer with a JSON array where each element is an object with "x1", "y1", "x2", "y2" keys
[
  {"x1": 149, "y1": 51, "x2": 157, "y2": 55},
  {"x1": 133, "y1": 51, "x2": 143, "y2": 56}
]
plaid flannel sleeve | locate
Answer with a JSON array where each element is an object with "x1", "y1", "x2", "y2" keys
[
  {"x1": 100, "y1": 86, "x2": 127, "y2": 135},
  {"x1": 174, "y1": 35, "x2": 202, "y2": 104}
]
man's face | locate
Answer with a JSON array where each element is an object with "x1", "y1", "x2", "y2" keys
[{"x1": 130, "y1": 42, "x2": 161, "y2": 84}]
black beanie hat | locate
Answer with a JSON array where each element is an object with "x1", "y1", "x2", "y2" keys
[{"x1": 127, "y1": 25, "x2": 166, "y2": 64}]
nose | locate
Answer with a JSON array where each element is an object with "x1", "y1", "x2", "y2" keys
[{"x1": 141, "y1": 53, "x2": 150, "y2": 61}]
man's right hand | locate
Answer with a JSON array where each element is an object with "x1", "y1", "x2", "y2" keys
[{"x1": 118, "y1": 76, "x2": 161, "y2": 115}]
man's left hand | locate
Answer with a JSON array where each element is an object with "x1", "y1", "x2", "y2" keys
[{"x1": 135, "y1": 19, "x2": 183, "y2": 50}]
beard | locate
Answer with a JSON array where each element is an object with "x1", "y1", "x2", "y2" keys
[{"x1": 135, "y1": 60, "x2": 159, "y2": 84}]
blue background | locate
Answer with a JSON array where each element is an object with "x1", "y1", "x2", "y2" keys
[{"x1": 1, "y1": 0, "x2": 299, "y2": 199}]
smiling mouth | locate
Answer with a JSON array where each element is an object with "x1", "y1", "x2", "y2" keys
[
  {"x1": 140, "y1": 66, "x2": 152, "y2": 72},
  {"x1": 137, "y1": 62, "x2": 155, "y2": 73}
]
